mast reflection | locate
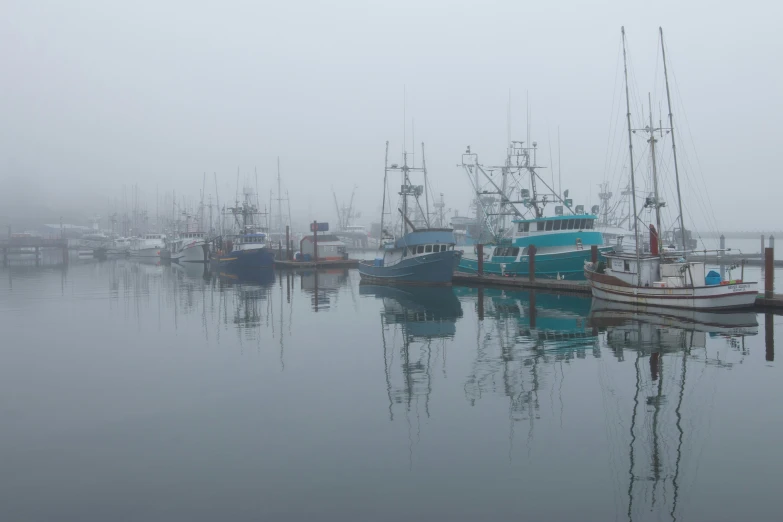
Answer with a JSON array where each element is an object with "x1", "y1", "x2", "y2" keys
[
  {"x1": 589, "y1": 298, "x2": 758, "y2": 521},
  {"x1": 361, "y1": 285, "x2": 463, "y2": 421}
]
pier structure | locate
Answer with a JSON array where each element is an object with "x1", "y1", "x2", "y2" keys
[{"x1": 1, "y1": 237, "x2": 69, "y2": 266}]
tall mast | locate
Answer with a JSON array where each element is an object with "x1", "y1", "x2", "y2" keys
[
  {"x1": 380, "y1": 141, "x2": 389, "y2": 243},
  {"x1": 421, "y1": 142, "x2": 430, "y2": 227},
  {"x1": 621, "y1": 26, "x2": 642, "y2": 284},
  {"x1": 648, "y1": 93, "x2": 663, "y2": 257},
  {"x1": 660, "y1": 27, "x2": 687, "y2": 252},
  {"x1": 277, "y1": 157, "x2": 283, "y2": 239}
]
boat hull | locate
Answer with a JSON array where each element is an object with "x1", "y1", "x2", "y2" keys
[
  {"x1": 585, "y1": 266, "x2": 758, "y2": 310},
  {"x1": 358, "y1": 250, "x2": 459, "y2": 285},
  {"x1": 217, "y1": 247, "x2": 275, "y2": 269},
  {"x1": 130, "y1": 247, "x2": 162, "y2": 258},
  {"x1": 180, "y1": 242, "x2": 208, "y2": 263},
  {"x1": 459, "y1": 246, "x2": 613, "y2": 280}
]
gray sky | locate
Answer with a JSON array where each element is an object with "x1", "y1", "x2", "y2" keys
[{"x1": 1, "y1": 0, "x2": 781, "y2": 231}]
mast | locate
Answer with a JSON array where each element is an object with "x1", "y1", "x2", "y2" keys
[
  {"x1": 380, "y1": 141, "x2": 389, "y2": 244},
  {"x1": 648, "y1": 93, "x2": 663, "y2": 257},
  {"x1": 622, "y1": 26, "x2": 642, "y2": 285},
  {"x1": 660, "y1": 27, "x2": 687, "y2": 252},
  {"x1": 277, "y1": 157, "x2": 283, "y2": 240},
  {"x1": 421, "y1": 142, "x2": 430, "y2": 227}
]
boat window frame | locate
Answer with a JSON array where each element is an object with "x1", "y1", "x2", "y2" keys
[
  {"x1": 553, "y1": 220, "x2": 561, "y2": 231},
  {"x1": 546, "y1": 220, "x2": 554, "y2": 231},
  {"x1": 417, "y1": 245, "x2": 424, "y2": 254},
  {"x1": 425, "y1": 245, "x2": 433, "y2": 253}
]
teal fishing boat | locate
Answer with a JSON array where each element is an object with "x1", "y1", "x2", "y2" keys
[{"x1": 458, "y1": 141, "x2": 612, "y2": 279}]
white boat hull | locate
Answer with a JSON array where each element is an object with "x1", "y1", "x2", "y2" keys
[
  {"x1": 179, "y1": 242, "x2": 207, "y2": 263},
  {"x1": 130, "y1": 247, "x2": 162, "y2": 258},
  {"x1": 585, "y1": 268, "x2": 758, "y2": 310}
]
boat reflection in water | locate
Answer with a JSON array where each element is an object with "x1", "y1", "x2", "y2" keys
[
  {"x1": 588, "y1": 297, "x2": 758, "y2": 521},
  {"x1": 361, "y1": 285, "x2": 463, "y2": 420},
  {"x1": 457, "y1": 287, "x2": 596, "y2": 423},
  {"x1": 215, "y1": 268, "x2": 276, "y2": 331}
]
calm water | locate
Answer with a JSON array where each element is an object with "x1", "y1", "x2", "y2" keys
[{"x1": 1, "y1": 258, "x2": 781, "y2": 521}]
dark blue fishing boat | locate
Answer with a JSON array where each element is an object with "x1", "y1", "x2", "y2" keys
[
  {"x1": 358, "y1": 140, "x2": 461, "y2": 285},
  {"x1": 214, "y1": 188, "x2": 274, "y2": 270}
]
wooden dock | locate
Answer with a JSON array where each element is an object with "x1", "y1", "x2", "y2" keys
[
  {"x1": 274, "y1": 259, "x2": 359, "y2": 269},
  {"x1": 453, "y1": 272, "x2": 591, "y2": 294}
]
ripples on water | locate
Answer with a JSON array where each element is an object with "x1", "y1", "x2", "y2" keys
[{"x1": 0, "y1": 258, "x2": 781, "y2": 521}]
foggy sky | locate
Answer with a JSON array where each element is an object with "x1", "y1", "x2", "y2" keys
[{"x1": 1, "y1": 0, "x2": 781, "y2": 231}]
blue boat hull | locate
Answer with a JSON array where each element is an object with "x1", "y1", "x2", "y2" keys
[
  {"x1": 458, "y1": 246, "x2": 613, "y2": 280},
  {"x1": 217, "y1": 248, "x2": 275, "y2": 269},
  {"x1": 358, "y1": 250, "x2": 460, "y2": 285}
]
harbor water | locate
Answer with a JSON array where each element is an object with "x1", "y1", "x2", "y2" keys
[{"x1": 1, "y1": 259, "x2": 782, "y2": 521}]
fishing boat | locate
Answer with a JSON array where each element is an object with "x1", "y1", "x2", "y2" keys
[
  {"x1": 358, "y1": 141, "x2": 461, "y2": 285},
  {"x1": 176, "y1": 232, "x2": 208, "y2": 263},
  {"x1": 214, "y1": 188, "x2": 274, "y2": 269},
  {"x1": 457, "y1": 141, "x2": 612, "y2": 279},
  {"x1": 584, "y1": 28, "x2": 757, "y2": 310},
  {"x1": 129, "y1": 233, "x2": 166, "y2": 258}
]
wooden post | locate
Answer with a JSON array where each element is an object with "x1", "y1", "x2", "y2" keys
[
  {"x1": 771, "y1": 235, "x2": 775, "y2": 250},
  {"x1": 528, "y1": 245, "x2": 536, "y2": 282},
  {"x1": 313, "y1": 221, "x2": 318, "y2": 264},
  {"x1": 285, "y1": 225, "x2": 290, "y2": 261},
  {"x1": 591, "y1": 244, "x2": 598, "y2": 264},
  {"x1": 761, "y1": 234, "x2": 765, "y2": 254},
  {"x1": 477, "y1": 287, "x2": 484, "y2": 321},
  {"x1": 766, "y1": 312, "x2": 774, "y2": 362},
  {"x1": 765, "y1": 247, "x2": 774, "y2": 299},
  {"x1": 476, "y1": 244, "x2": 484, "y2": 276}
]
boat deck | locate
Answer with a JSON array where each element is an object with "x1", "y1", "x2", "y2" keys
[{"x1": 453, "y1": 271, "x2": 591, "y2": 295}]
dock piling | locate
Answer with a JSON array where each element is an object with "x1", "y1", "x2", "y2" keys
[
  {"x1": 528, "y1": 245, "x2": 537, "y2": 282},
  {"x1": 285, "y1": 225, "x2": 290, "y2": 260},
  {"x1": 477, "y1": 244, "x2": 484, "y2": 276},
  {"x1": 771, "y1": 235, "x2": 775, "y2": 250},
  {"x1": 765, "y1": 247, "x2": 774, "y2": 299},
  {"x1": 591, "y1": 244, "x2": 598, "y2": 264},
  {"x1": 761, "y1": 235, "x2": 765, "y2": 254},
  {"x1": 312, "y1": 221, "x2": 318, "y2": 265}
]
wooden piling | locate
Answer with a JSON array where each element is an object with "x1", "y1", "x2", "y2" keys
[
  {"x1": 766, "y1": 312, "x2": 774, "y2": 362},
  {"x1": 765, "y1": 247, "x2": 774, "y2": 299},
  {"x1": 591, "y1": 244, "x2": 598, "y2": 264},
  {"x1": 285, "y1": 225, "x2": 290, "y2": 260},
  {"x1": 312, "y1": 221, "x2": 318, "y2": 264},
  {"x1": 528, "y1": 245, "x2": 537, "y2": 282},
  {"x1": 761, "y1": 234, "x2": 765, "y2": 254},
  {"x1": 477, "y1": 244, "x2": 484, "y2": 276}
]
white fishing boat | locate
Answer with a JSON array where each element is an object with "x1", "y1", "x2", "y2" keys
[
  {"x1": 177, "y1": 232, "x2": 208, "y2": 263},
  {"x1": 129, "y1": 233, "x2": 166, "y2": 258},
  {"x1": 584, "y1": 27, "x2": 757, "y2": 310}
]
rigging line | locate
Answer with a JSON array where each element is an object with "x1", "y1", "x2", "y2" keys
[
  {"x1": 666, "y1": 45, "x2": 722, "y2": 234},
  {"x1": 603, "y1": 40, "x2": 624, "y2": 184}
]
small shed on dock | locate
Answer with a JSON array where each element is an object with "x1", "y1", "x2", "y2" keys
[{"x1": 300, "y1": 234, "x2": 347, "y2": 260}]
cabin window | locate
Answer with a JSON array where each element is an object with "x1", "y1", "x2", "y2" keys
[
  {"x1": 517, "y1": 222, "x2": 530, "y2": 233},
  {"x1": 439, "y1": 245, "x2": 446, "y2": 252},
  {"x1": 425, "y1": 245, "x2": 432, "y2": 253},
  {"x1": 536, "y1": 221, "x2": 543, "y2": 231},
  {"x1": 624, "y1": 260, "x2": 631, "y2": 271},
  {"x1": 545, "y1": 220, "x2": 553, "y2": 231},
  {"x1": 578, "y1": 219, "x2": 585, "y2": 229},
  {"x1": 553, "y1": 220, "x2": 561, "y2": 231},
  {"x1": 567, "y1": 219, "x2": 575, "y2": 230},
  {"x1": 586, "y1": 219, "x2": 594, "y2": 229},
  {"x1": 408, "y1": 247, "x2": 415, "y2": 256},
  {"x1": 417, "y1": 245, "x2": 424, "y2": 254}
]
